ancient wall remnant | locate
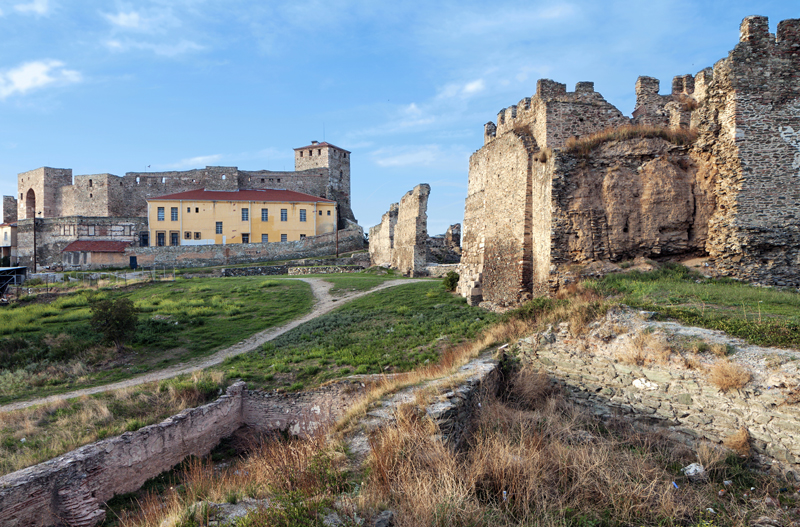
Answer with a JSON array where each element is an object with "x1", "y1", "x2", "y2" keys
[
  {"x1": 0, "y1": 380, "x2": 368, "y2": 527},
  {"x1": 1, "y1": 196, "x2": 17, "y2": 224},
  {"x1": 391, "y1": 184, "x2": 430, "y2": 276},
  {"x1": 460, "y1": 15, "x2": 800, "y2": 306},
  {"x1": 368, "y1": 203, "x2": 398, "y2": 267},
  {"x1": 427, "y1": 223, "x2": 462, "y2": 264},
  {"x1": 368, "y1": 184, "x2": 431, "y2": 276},
  {"x1": 126, "y1": 225, "x2": 364, "y2": 269}
]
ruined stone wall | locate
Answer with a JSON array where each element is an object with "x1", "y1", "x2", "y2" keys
[
  {"x1": 369, "y1": 203, "x2": 398, "y2": 267},
  {"x1": 16, "y1": 217, "x2": 146, "y2": 270},
  {"x1": 391, "y1": 184, "x2": 430, "y2": 276},
  {"x1": 459, "y1": 133, "x2": 535, "y2": 305},
  {"x1": 460, "y1": 15, "x2": 800, "y2": 305},
  {"x1": 427, "y1": 224, "x2": 462, "y2": 264},
  {"x1": 126, "y1": 225, "x2": 364, "y2": 268},
  {"x1": 695, "y1": 16, "x2": 800, "y2": 286},
  {"x1": 0, "y1": 379, "x2": 370, "y2": 527},
  {"x1": 519, "y1": 332, "x2": 800, "y2": 480},
  {"x1": 1, "y1": 195, "x2": 17, "y2": 224}
]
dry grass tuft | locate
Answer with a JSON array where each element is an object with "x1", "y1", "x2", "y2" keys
[
  {"x1": 708, "y1": 360, "x2": 751, "y2": 392},
  {"x1": 618, "y1": 331, "x2": 672, "y2": 366},
  {"x1": 709, "y1": 342, "x2": 731, "y2": 357},
  {"x1": 724, "y1": 427, "x2": 752, "y2": 458},
  {"x1": 564, "y1": 124, "x2": 697, "y2": 157},
  {"x1": 362, "y1": 368, "x2": 712, "y2": 527}
]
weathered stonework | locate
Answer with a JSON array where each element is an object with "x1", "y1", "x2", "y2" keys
[
  {"x1": 369, "y1": 184, "x2": 432, "y2": 276},
  {"x1": 427, "y1": 223, "x2": 462, "y2": 264},
  {"x1": 460, "y1": 16, "x2": 800, "y2": 305},
  {"x1": 126, "y1": 225, "x2": 364, "y2": 269},
  {"x1": 1, "y1": 196, "x2": 17, "y2": 224},
  {"x1": 14, "y1": 143, "x2": 357, "y2": 268},
  {"x1": 0, "y1": 380, "x2": 368, "y2": 527}
]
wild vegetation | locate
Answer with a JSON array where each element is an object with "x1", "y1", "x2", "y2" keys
[
  {"x1": 0, "y1": 277, "x2": 313, "y2": 403},
  {"x1": 588, "y1": 262, "x2": 800, "y2": 349},
  {"x1": 0, "y1": 372, "x2": 226, "y2": 476},
  {"x1": 217, "y1": 281, "x2": 494, "y2": 391},
  {"x1": 563, "y1": 124, "x2": 698, "y2": 157}
]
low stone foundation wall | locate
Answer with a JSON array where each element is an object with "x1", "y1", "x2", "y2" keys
[
  {"x1": 288, "y1": 266, "x2": 364, "y2": 275},
  {"x1": 519, "y1": 334, "x2": 800, "y2": 479},
  {"x1": 0, "y1": 380, "x2": 369, "y2": 527},
  {"x1": 426, "y1": 264, "x2": 458, "y2": 278},
  {"x1": 127, "y1": 226, "x2": 365, "y2": 269},
  {"x1": 222, "y1": 265, "x2": 289, "y2": 277}
]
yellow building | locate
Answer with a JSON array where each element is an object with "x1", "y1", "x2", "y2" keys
[
  {"x1": 146, "y1": 189, "x2": 337, "y2": 246},
  {"x1": 0, "y1": 222, "x2": 17, "y2": 265}
]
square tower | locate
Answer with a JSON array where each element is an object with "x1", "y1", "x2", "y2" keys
[
  {"x1": 17, "y1": 167, "x2": 73, "y2": 220},
  {"x1": 294, "y1": 141, "x2": 351, "y2": 214}
]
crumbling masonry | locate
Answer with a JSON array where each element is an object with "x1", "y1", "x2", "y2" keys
[{"x1": 459, "y1": 16, "x2": 800, "y2": 305}]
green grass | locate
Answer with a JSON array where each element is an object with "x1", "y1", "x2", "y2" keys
[
  {"x1": 0, "y1": 372, "x2": 226, "y2": 476},
  {"x1": 0, "y1": 277, "x2": 313, "y2": 404},
  {"x1": 322, "y1": 269, "x2": 406, "y2": 295},
  {"x1": 588, "y1": 263, "x2": 800, "y2": 348},
  {"x1": 217, "y1": 282, "x2": 495, "y2": 391}
]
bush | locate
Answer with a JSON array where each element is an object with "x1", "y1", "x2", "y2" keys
[
  {"x1": 443, "y1": 271, "x2": 459, "y2": 292},
  {"x1": 90, "y1": 298, "x2": 138, "y2": 352}
]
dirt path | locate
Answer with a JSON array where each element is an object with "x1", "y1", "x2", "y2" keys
[{"x1": 0, "y1": 277, "x2": 426, "y2": 413}]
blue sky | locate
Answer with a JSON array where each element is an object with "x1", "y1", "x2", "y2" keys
[{"x1": 0, "y1": 1, "x2": 796, "y2": 234}]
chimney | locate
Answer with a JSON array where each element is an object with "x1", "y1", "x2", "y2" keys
[{"x1": 311, "y1": 140, "x2": 319, "y2": 145}]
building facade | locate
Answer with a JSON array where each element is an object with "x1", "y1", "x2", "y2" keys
[
  {"x1": 0, "y1": 223, "x2": 17, "y2": 266},
  {"x1": 146, "y1": 189, "x2": 337, "y2": 247},
  {"x1": 13, "y1": 142, "x2": 354, "y2": 269}
]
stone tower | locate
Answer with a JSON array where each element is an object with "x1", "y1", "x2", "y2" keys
[
  {"x1": 17, "y1": 167, "x2": 73, "y2": 220},
  {"x1": 294, "y1": 141, "x2": 354, "y2": 224}
]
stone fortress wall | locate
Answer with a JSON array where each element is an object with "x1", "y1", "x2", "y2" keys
[
  {"x1": 369, "y1": 184, "x2": 462, "y2": 276},
  {"x1": 14, "y1": 142, "x2": 356, "y2": 268},
  {"x1": 459, "y1": 16, "x2": 800, "y2": 306},
  {"x1": 1, "y1": 195, "x2": 17, "y2": 224}
]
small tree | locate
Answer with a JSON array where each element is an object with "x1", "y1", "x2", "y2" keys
[
  {"x1": 90, "y1": 298, "x2": 138, "y2": 352},
  {"x1": 443, "y1": 271, "x2": 460, "y2": 292}
]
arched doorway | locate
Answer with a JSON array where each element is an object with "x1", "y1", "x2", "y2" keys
[{"x1": 25, "y1": 189, "x2": 35, "y2": 219}]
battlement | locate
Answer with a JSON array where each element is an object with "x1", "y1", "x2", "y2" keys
[
  {"x1": 484, "y1": 80, "x2": 628, "y2": 149},
  {"x1": 739, "y1": 15, "x2": 770, "y2": 44}
]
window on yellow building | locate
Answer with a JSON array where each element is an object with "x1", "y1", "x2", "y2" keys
[
  {"x1": 157, "y1": 207, "x2": 165, "y2": 221},
  {"x1": 300, "y1": 209, "x2": 306, "y2": 222},
  {"x1": 171, "y1": 207, "x2": 178, "y2": 221},
  {"x1": 242, "y1": 233, "x2": 250, "y2": 243},
  {"x1": 261, "y1": 208, "x2": 268, "y2": 221},
  {"x1": 261, "y1": 234, "x2": 268, "y2": 243},
  {"x1": 184, "y1": 231, "x2": 191, "y2": 239},
  {"x1": 216, "y1": 222, "x2": 223, "y2": 234},
  {"x1": 242, "y1": 208, "x2": 249, "y2": 221},
  {"x1": 281, "y1": 234, "x2": 287, "y2": 242},
  {"x1": 194, "y1": 232, "x2": 201, "y2": 240},
  {"x1": 280, "y1": 209, "x2": 287, "y2": 221}
]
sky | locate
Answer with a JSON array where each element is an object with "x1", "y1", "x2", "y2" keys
[{"x1": 0, "y1": 1, "x2": 797, "y2": 235}]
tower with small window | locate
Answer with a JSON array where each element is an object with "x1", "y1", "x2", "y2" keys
[{"x1": 293, "y1": 141, "x2": 352, "y2": 223}]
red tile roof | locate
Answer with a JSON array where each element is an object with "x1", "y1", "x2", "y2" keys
[
  {"x1": 62, "y1": 240, "x2": 132, "y2": 253},
  {"x1": 293, "y1": 141, "x2": 350, "y2": 153},
  {"x1": 147, "y1": 188, "x2": 335, "y2": 203}
]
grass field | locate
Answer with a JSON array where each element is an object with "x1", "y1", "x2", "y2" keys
[
  {"x1": 216, "y1": 281, "x2": 495, "y2": 391},
  {"x1": 0, "y1": 277, "x2": 313, "y2": 404},
  {"x1": 588, "y1": 263, "x2": 800, "y2": 349}
]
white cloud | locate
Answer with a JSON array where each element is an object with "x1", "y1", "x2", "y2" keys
[
  {"x1": 462, "y1": 79, "x2": 485, "y2": 95},
  {"x1": 104, "y1": 11, "x2": 142, "y2": 29},
  {"x1": 14, "y1": 0, "x2": 49, "y2": 15},
  {"x1": 163, "y1": 155, "x2": 223, "y2": 169},
  {"x1": 371, "y1": 145, "x2": 441, "y2": 168},
  {"x1": 104, "y1": 39, "x2": 203, "y2": 57},
  {"x1": 0, "y1": 60, "x2": 81, "y2": 99}
]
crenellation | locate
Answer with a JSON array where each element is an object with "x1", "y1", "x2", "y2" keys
[
  {"x1": 460, "y1": 15, "x2": 800, "y2": 305},
  {"x1": 575, "y1": 81, "x2": 594, "y2": 93},
  {"x1": 739, "y1": 15, "x2": 770, "y2": 44},
  {"x1": 536, "y1": 78, "x2": 567, "y2": 99},
  {"x1": 484, "y1": 122, "x2": 497, "y2": 144}
]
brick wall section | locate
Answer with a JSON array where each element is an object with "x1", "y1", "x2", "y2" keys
[
  {"x1": 391, "y1": 184, "x2": 430, "y2": 276},
  {"x1": 1, "y1": 195, "x2": 17, "y2": 224},
  {"x1": 126, "y1": 225, "x2": 364, "y2": 268},
  {"x1": 369, "y1": 203, "x2": 398, "y2": 267}
]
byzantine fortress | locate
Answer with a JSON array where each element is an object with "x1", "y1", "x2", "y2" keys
[
  {"x1": 454, "y1": 15, "x2": 800, "y2": 306},
  {"x1": 8, "y1": 141, "x2": 355, "y2": 268}
]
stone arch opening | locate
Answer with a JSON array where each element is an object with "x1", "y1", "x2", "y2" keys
[{"x1": 25, "y1": 189, "x2": 35, "y2": 219}]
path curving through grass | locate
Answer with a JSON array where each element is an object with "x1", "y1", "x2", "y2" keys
[{"x1": 0, "y1": 278, "x2": 424, "y2": 413}]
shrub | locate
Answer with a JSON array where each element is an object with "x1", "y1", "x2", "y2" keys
[
  {"x1": 90, "y1": 297, "x2": 138, "y2": 352},
  {"x1": 443, "y1": 271, "x2": 459, "y2": 292}
]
